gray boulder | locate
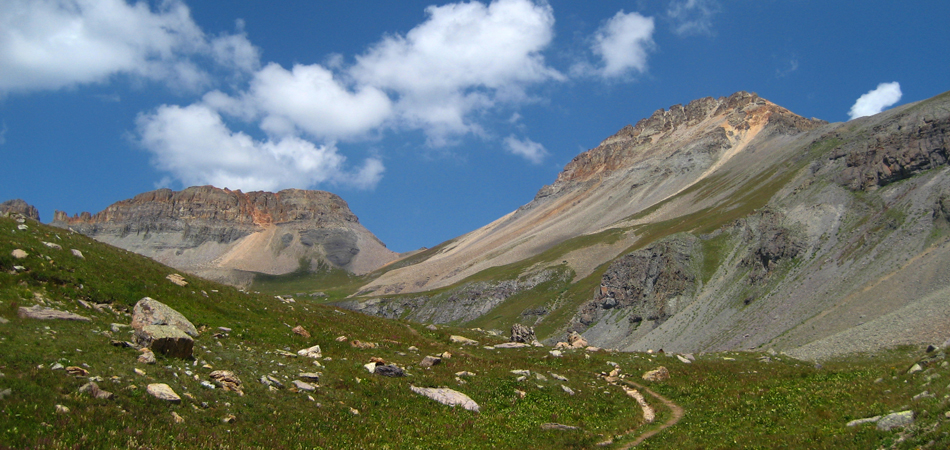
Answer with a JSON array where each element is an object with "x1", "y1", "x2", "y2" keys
[
  {"x1": 131, "y1": 297, "x2": 198, "y2": 337},
  {"x1": 877, "y1": 410, "x2": 914, "y2": 431},
  {"x1": 375, "y1": 365, "x2": 406, "y2": 377},
  {"x1": 135, "y1": 325, "x2": 194, "y2": 359},
  {"x1": 510, "y1": 324, "x2": 537, "y2": 343}
]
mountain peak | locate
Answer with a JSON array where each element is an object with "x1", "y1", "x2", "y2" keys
[{"x1": 555, "y1": 92, "x2": 825, "y2": 186}]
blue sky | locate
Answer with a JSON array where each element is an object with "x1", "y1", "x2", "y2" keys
[{"x1": 1, "y1": 0, "x2": 947, "y2": 253}]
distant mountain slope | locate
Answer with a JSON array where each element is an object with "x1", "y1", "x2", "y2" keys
[
  {"x1": 52, "y1": 186, "x2": 398, "y2": 286},
  {"x1": 343, "y1": 90, "x2": 950, "y2": 359}
]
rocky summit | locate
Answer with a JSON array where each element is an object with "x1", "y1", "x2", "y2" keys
[{"x1": 51, "y1": 186, "x2": 398, "y2": 286}]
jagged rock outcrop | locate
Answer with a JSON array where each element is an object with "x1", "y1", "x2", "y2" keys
[
  {"x1": 571, "y1": 235, "x2": 699, "y2": 335},
  {"x1": 51, "y1": 186, "x2": 398, "y2": 285},
  {"x1": 1, "y1": 199, "x2": 40, "y2": 221},
  {"x1": 834, "y1": 102, "x2": 950, "y2": 191},
  {"x1": 738, "y1": 210, "x2": 804, "y2": 284}
]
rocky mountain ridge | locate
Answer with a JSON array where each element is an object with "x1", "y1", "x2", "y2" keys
[
  {"x1": 51, "y1": 186, "x2": 398, "y2": 285},
  {"x1": 342, "y1": 90, "x2": 950, "y2": 360}
]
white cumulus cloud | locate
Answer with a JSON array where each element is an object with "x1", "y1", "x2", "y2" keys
[
  {"x1": 350, "y1": 0, "x2": 562, "y2": 145},
  {"x1": 504, "y1": 135, "x2": 548, "y2": 164},
  {"x1": 591, "y1": 11, "x2": 655, "y2": 79},
  {"x1": 848, "y1": 82, "x2": 902, "y2": 120},
  {"x1": 0, "y1": 0, "x2": 259, "y2": 94},
  {"x1": 136, "y1": 103, "x2": 383, "y2": 192}
]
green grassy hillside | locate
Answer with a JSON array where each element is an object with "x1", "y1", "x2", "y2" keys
[{"x1": 2, "y1": 216, "x2": 948, "y2": 449}]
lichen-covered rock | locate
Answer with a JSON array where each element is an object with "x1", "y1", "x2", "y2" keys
[
  {"x1": 134, "y1": 325, "x2": 194, "y2": 359},
  {"x1": 510, "y1": 324, "x2": 537, "y2": 343},
  {"x1": 642, "y1": 366, "x2": 670, "y2": 382},
  {"x1": 131, "y1": 297, "x2": 198, "y2": 337},
  {"x1": 876, "y1": 410, "x2": 914, "y2": 431}
]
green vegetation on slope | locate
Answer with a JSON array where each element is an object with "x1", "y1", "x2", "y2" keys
[{"x1": 1, "y1": 217, "x2": 945, "y2": 449}]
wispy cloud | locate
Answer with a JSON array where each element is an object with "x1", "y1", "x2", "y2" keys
[
  {"x1": 775, "y1": 57, "x2": 799, "y2": 78},
  {"x1": 848, "y1": 82, "x2": 902, "y2": 120},
  {"x1": 504, "y1": 135, "x2": 549, "y2": 164},
  {"x1": 667, "y1": 0, "x2": 719, "y2": 37},
  {"x1": 0, "y1": 122, "x2": 7, "y2": 145}
]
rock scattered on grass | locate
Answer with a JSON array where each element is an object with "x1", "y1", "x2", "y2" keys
[
  {"x1": 11, "y1": 249, "x2": 27, "y2": 259},
  {"x1": 510, "y1": 324, "x2": 538, "y2": 344},
  {"x1": 494, "y1": 342, "x2": 529, "y2": 349},
  {"x1": 131, "y1": 297, "x2": 198, "y2": 337},
  {"x1": 146, "y1": 383, "x2": 181, "y2": 403},
  {"x1": 877, "y1": 410, "x2": 914, "y2": 431},
  {"x1": 78, "y1": 382, "x2": 114, "y2": 400},
  {"x1": 55, "y1": 404, "x2": 69, "y2": 414},
  {"x1": 642, "y1": 366, "x2": 670, "y2": 382},
  {"x1": 541, "y1": 423, "x2": 579, "y2": 431},
  {"x1": 210, "y1": 370, "x2": 244, "y2": 395},
  {"x1": 71, "y1": 249, "x2": 84, "y2": 259},
  {"x1": 561, "y1": 385, "x2": 575, "y2": 395},
  {"x1": 293, "y1": 380, "x2": 316, "y2": 391},
  {"x1": 846, "y1": 416, "x2": 882, "y2": 427},
  {"x1": 297, "y1": 344, "x2": 322, "y2": 358},
  {"x1": 375, "y1": 365, "x2": 406, "y2": 377},
  {"x1": 298, "y1": 372, "x2": 321, "y2": 382},
  {"x1": 410, "y1": 385, "x2": 479, "y2": 412},
  {"x1": 450, "y1": 335, "x2": 478, "y2": 346},
  {"x1": 420, "y1": 356, "x2": 441, "y2": 368},
  {"x1": 350, "y1": 340, "x2": 376, "y2": 349},
  {"x1": 292, "y1": 325, "x2": 310, "y2": 338},
  {"x1": 166, "y1": 274, "x2": 188, "y2": 287},
  {"x1": 66, "y1": 366, "x2": 88, "y2": 377},
  {"x1": 138, "y1": 349, "x2": 157, "y2": 365},
  {"x1": 171, "y1": 412, "x2": 184, "y2": 423},
  {"x1": 18, "y1": 305, "x2": 90, "y2": 321}
]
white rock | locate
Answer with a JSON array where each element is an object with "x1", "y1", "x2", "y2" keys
[
  {"x1": 11, "y1": 249, "x2": 28, "y2": 259},
  {"x1": 450, "y1": 335, "x2": 479, "y2": 345},
  {"x1": 410, "y1": 385, "x2": 480, "y2": 412},
  {"x1": 364, "y1": 362, "x2": 377, "y2": 374},
  {"x1": 297, "y1": 345, "x2": 322, "y2": 359}
]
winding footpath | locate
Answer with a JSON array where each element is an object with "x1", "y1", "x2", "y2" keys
[
  {"x1": 598, "y1": 375, "x2": 686, "y2": 448},
  {"x1": 617, "y1": 379, "x2": 685, "y2": 448}
]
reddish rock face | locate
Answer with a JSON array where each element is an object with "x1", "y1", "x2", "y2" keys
[{"x1": 53, "y1": 185, "x2": 357, "y2": 227}]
